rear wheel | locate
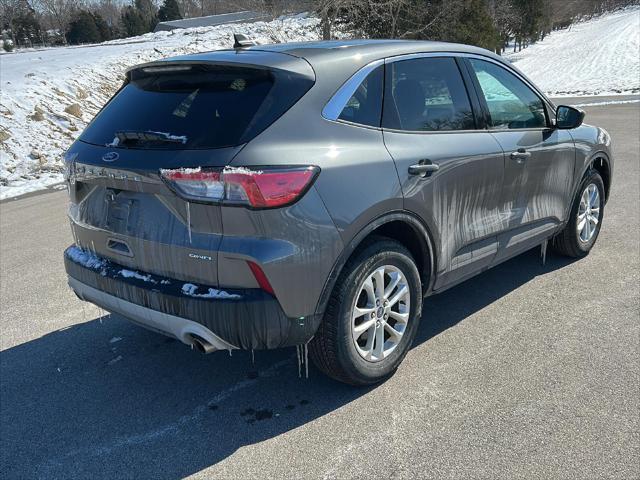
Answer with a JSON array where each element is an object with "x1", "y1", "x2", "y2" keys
[
  {"x1": 310, "y1": 238, "x2": 422, "y2": 385},
  {"x1": 553, "y1": 170, "x2": 605, "y2": 257}
]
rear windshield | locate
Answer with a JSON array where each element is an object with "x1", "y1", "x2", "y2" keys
[{"x1": 80, "y1": 64, "x2": 314, "y2": 150}]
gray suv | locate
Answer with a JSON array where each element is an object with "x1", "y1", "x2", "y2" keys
[{"x1": 64, "y1": 39, "x2": 612, "y2": 385}]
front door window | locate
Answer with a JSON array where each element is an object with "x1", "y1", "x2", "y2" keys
[{"x1": 469, "y1": 59, "x2": 547, "y2": 130}]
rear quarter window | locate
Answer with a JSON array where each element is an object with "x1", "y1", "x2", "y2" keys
[
  {"x1": 80, "y1": 64, "x2": 314, "y2": 150},
  {"x1": 338, "y1": 65, "x2": 384, "y2": 128}
]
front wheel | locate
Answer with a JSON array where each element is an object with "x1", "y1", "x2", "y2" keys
[
  {"x1": 553, "y1": 169, "x2": 605, "y2": 257},
  {"x1": 309, "y1": 238, "x2": 422, "y2": 385}
]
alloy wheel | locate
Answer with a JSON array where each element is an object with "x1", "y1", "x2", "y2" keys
[
  {"x1": 577, "y1": 183, "x2": 601, "y2": 242},
  {"x1": 351, "y1": 265, "x2": 411, "y2": 362}
]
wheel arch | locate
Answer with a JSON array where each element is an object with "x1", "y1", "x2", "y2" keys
[
  {"x1": 576, "y1": 150, "x2": 611, "y2": 202},
  {"x1": 314, "y1": 211, "x2": 437, "y2": 318},
  {"x1": 589, "y1": 154, "x2": 611, "y2": 202}
]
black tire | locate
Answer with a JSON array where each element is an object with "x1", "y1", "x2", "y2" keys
[
  {"x1": 309, "y1": 237, "x2": 423, "y2": 385},
  {"x1": 553, "y1": 169, "x2": 605, "y2": 258}
]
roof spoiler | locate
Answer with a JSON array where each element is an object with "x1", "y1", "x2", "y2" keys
[{"x1": 233, "y1": 33, "x2": 258, "y2": 49}]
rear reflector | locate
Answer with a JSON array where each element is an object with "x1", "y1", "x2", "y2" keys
[
  {"x1": 160, "y1": 166, "x2": 319, "y2": 209},
  {"x1": 246, "y1": 261, "x2": 275, "y2": 296}
]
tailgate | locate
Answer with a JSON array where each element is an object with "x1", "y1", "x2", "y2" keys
[{"x1": 66, "y1": 143, "x2": 240, "y2": 287}]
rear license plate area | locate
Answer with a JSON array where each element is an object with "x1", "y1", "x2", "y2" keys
[{"x1": 104, "y1": 190, "x2": 140, "y2": 235}]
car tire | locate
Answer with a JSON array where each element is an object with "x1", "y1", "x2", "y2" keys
[
  {"x1": 309, "y1": 237, "x2": 423, "y2": 385},
  {"x1": 553, "y1": 169, "x2": 605, "y2": 258}
]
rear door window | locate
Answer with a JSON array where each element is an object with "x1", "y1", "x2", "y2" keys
[
  {"x1": 469, "y1": 59, "x2": 547, "y2": 129},
  {"x1": 80, "y1": 64, "x2": 314, "y2": 149},
  {"x1": 338, "y1": 65, "x2": 384, "y2": 128},
  {"x1": 383, "y1": 57, "x2": 475, "y2": 132}
]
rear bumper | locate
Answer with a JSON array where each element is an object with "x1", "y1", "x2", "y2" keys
[{"x1": 64, "y1": 246, "x2": 320, "y2": 350}]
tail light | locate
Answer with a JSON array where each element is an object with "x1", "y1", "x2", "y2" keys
[{"x1": 160, "y1": 166, "x2": 319, "y2": 209}]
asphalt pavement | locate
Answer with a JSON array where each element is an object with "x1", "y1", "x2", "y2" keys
[{"x1": 1, "y1": 98, "x2": 638, "y2": 479}]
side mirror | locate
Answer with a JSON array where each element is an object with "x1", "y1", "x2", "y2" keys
[{"x1": 555, "y1": 105, "x2": 585, "y2": 129}]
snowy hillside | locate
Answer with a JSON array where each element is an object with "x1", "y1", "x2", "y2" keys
[
  {"x1": 0, "y1": 16, "x2": 321, "y2": 200},
  {"x1": 506, "y1": 7, "x2": 640, "y2": 96}
]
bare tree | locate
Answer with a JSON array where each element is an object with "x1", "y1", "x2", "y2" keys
[
  {"x1": 0, "y1": 0, "x2": 26, "y2": 44},
  {"x1": 314, "y1": 0, "x2": 358, "y2": 39},
  {"x1": 31, "y1": 0, "x2": 81, "y2": 42},
  {"x1": 486, "y1": 0, "x2": 519, "y2": 53},
  {"x1": 94, "y1": 0, "x2": 122, "y2": 30},
  {"x1": 173, "y1": 0, "x2": 308, "y2": 20},
  {"x1": 316, "y1": 0, "x2": 460, "y2": 41}
]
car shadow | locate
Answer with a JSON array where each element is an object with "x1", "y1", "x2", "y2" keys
[{"x1": 0, "y1": 248, "x2": 575, "y2": 478}]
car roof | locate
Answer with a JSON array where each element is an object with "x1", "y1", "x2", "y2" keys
[
  {"x1": 247, "y1": 39, "x2": 488, "y2": 57},
  {"x1": 167, "y1": 39, "x2": 504, "y2": 66}
]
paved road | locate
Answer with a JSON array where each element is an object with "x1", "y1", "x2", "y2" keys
[{"x1": 1, "y1": 100, "x2": 638, "y2": 479}]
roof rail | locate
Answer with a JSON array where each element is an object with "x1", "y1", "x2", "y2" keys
[{"x1": 233, "y1": 33, "x2": 258, "y2": 49}]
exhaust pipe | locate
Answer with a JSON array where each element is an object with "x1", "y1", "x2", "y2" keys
[{"x1": 190, "y1": 335, "x2": 216, "y2": 354}]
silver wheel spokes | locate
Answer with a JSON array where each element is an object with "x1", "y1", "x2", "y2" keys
[
  {"x1": 577, "y1": 183, "x2": 600, "y2": 242},
  {"x1": 351, "y1": 265, "x2": 410, "y2": 362}
]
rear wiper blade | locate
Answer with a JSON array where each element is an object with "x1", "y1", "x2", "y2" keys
[{"x1": 108, "y1": 130, "x2": 188, "y2": 147}]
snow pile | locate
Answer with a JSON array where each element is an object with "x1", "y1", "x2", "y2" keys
[
  {"x1": 0, "y1": 15, "x2": 320, "y2": 200},
  {"x1": 506, "y1": 7, "x2": 640, "y2": 96},
  {"x1": 116, "y1": 267, "x2": 170, "y2": 284},
  {"x1": 181, "y1": 283, "x2": 241, "y2": 300},
  {"x1": 117, "y1": 268, "x2": 156, "y2": 284},
  {"x1": 65, "y1": 245, "x2": 107, "y2": 273}
]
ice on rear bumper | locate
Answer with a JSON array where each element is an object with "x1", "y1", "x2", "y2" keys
[
  {"x1": 63, "y1": 245, "x2": 319, "y2": 349},
  {"x1": 65, "y1": 246, "x2": 107, "y2": 273},
  {"x1": 64, "y1": 245, "x2": 240, "y2": 299}
]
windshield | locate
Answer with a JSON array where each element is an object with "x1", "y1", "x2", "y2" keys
[{"x1": 80, "y1": 64, "x2": 314, "y2": 150}]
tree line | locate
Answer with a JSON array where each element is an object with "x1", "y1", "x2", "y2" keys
[
  {"x1": 317, "y1": 0, "x2": 638, "y2": 54},
  {"x1": 1, "y1": 0, "x2": 637, "y2": 52},
  {"x1": 0, "y1": 0, "x2": 286, "y2": 49}
]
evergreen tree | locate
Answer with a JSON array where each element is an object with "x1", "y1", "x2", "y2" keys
[
  {"x1": 135, "y1": 0, "x2": 157, "y2": 32},
  {"x1": 120, "y1": 5, "x2": 147, "y2": 37},
  {"x1": 512, "y1": 0, "x2": 551, "y2": 50},
  {"x1": 158, "y1": 0, "x2": 181, "y2": 22},
  {"x1": 12, "y1": 9, "x2": 41, "y2": 48},
  {"x1": 330, "y1": 0, "x2": 557, "y2": 54},
  {"x1": 92, "y1": 12, "x2": 113, "y2": 41},
  {"x1": 66, "y1": 10, "x2": 102, "y2": 45},
  {"x1": 450, "y1": 0, "x2": 500, "y2": 51}
]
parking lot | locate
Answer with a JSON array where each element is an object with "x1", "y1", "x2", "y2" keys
[{"x1": 1, "y1": 98, "x2": 638, "y2": 479}]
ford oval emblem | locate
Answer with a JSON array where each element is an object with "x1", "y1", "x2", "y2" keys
[{"x1": 102, "y1": 152, "x2": 119, "y2": 162}]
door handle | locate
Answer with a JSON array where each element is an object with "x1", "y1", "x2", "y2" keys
[
  {"x1": 408, "y1": 160, "x2": 439, "y2": 177},
  {"x1": 510, "y1": 148, "x2": 531, "y2": 163}
]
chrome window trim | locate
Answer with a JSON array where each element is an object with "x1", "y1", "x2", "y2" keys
[
  {"x1": 382, "y1": 128, "x2": 489, "y2": 135},
  {"x1": 321, "y1": 58, "x2": 385, "y2": 121},
  {"x1": 322, "y1": 51, "x2": 554, "y2": 129},
  {"x1": 384, "y1": 51, "x2": 456, "y2": 63},
  {"x1": 383, "y1": 51, "x2": 552, "y2": 107}
]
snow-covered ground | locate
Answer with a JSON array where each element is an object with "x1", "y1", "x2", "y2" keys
[
  {"x1": 505, "y1": 7, "x2": 640, "y2": 96},
  {"x1": 0, "y1": 8, "x2": 639, "y2": 200},
  {"x1": 0, "y1": 15, "x2": 321, "y2": 200}
]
